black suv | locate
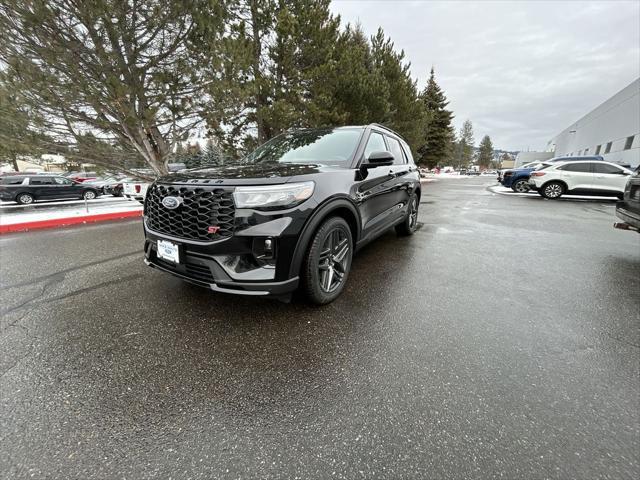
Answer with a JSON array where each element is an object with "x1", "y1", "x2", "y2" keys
[
  {"x1": 143, "y1": 125, "x2": 421, "y2": 304},
  {"x1": 0, "y1": 175, "x2": 101, "y2": 204}
]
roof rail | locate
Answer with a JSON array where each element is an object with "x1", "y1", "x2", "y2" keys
[{"x1": 368, "y1": 123, "x2": 407, "y2": 142}]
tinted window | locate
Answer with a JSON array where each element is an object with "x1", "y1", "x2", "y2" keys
[
  {"x1": 386, "y1": 136, "x2": 406, "y2": 165},
  {"x1": 0, "y1": 176, "x2": 26, "y2": 185},
  {"x1": 400, "y1": 140, "x2": 414, "y2": 164},
  {"x1": 364, "y1": 132, "x2": 387, "y2": 158},
  {"x1": 593, "y1": 163, "x2": 624, "y2": 174},
  {"x1": 558, "y1": 163, "x2": 591, "y2": 173},
  {"x1": 53, "y1": 177, "x2": 73, "y2": 185},
  {"x1": 243, "y1": 128, "x2": 362, "y2": 167},
  {"x1": 29, "y1": 177, "x2": 54, "y2": 185}
]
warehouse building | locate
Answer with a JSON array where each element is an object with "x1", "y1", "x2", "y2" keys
[{"x1": 546, "y1": 78, "x2": 640, "y2": 167}]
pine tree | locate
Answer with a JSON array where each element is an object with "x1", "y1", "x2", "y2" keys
[
  {"x1": 417, "y1": 67, "x2": 454, "y2": 167},
  {"x1": 0, "y1": 0, "x2": 229, "y2": 176},
  {"x1": 477, "y1": 135, "x2": 494, "y2": 168},
  {"x1": 458, "y1": 120, "x2": 475, "y2": 167}
]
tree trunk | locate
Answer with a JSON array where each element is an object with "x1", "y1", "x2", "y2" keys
[
  {"x1": 10, "y1": 153, "x2": 19, "y2": 172},
  {"x1": 250, "y1": 0, "x2": 269, "y2": 144}
]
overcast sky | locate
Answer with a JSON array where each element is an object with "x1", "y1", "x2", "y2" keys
[{"x1": 330, "y1": 0, "x2": 640, "y2": 151}]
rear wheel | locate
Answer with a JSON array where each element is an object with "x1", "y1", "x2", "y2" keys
[
  {"x1": 82, "y1": 190, "x2": 97, "y2": 200},
  {"x1": 302, "y1": 217, "x2": 353, "y2": 305},
  {"x1": 541, "y1": 181, "x2": 565, "y2": 199},
  {"x1": 16, "y1": 193, "x2": 34, "y2": 205},
  {"x1": 512, "y1": 179, "x2": 530, "y2": 193},
  {"x1": 395, "y1": 193, "x2": 419, "y2": 236}
]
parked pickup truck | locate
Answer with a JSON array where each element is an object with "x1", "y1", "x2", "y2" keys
[
  {"x1": 614, "y1": 165, "x2": 640, "y2": 233},
  {"x1": 123, "y1": 180, "x2": 150, "y2": 204}
]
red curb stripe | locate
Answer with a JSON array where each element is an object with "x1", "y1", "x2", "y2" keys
[{"x1": 0, "y1": 210, "x2": 142, "y2": 234}]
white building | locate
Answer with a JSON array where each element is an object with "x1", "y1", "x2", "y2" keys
[{"x1": 546, "y1": 78, "x2": 640, "y2": 167}]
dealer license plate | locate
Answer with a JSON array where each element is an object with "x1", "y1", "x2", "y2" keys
[{"x1": 157, "y1": 240, "x2": 180, "y2": 263}]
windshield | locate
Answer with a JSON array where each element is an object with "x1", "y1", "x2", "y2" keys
[{"x1": 243, "y1": 128, "x2": 363, "y2": 167}]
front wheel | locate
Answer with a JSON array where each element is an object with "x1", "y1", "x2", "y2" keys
[
  {"x1": 512, "y1": 179, "x2": 530, "y2": 193},
  {"x1": 541, "y1": 181, "x2": 565, "y2": 199},
  {"x1": 396, "y1": 193, "x2": 419, "y2": 236},
  {"x1": 82, "y1": 190, "x2": 97, "y2": 200},
  {"x1": 302, "y1": 217, "x2": 353, "y2": 305}
]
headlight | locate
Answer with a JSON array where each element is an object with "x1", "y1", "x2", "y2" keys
[{"x1": 233, "y1": 181, "x2": 315, "y2": 209}]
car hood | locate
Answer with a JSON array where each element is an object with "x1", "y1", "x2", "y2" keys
[{"x1": 160, "y1": 162, "x2": 346, "y2": 186}]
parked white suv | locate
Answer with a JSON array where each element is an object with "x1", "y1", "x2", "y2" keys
[
  {"x1": 122, "y1": 180, "x2": 150, "y2": 203},
  {"x1": 528, "y1": 161, "x2": 633, "y2": 199}
]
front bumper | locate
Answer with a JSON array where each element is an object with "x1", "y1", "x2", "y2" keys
[
  {"x1": 144, "y1": 257, "x2": 298, "y2": 295},
  {"x1": 143, "y1": 201, "x2": 314, "y2": 296}
]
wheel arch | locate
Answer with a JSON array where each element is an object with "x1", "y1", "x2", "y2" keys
[{"x1": 288, "y1": 197, "x2": 361, "y2": 279}]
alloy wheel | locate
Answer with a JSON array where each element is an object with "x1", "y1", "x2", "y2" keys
[
  {"x1": 84, "y1": 191, "x2": 96, "y2": 200},
  {"x1": 545, "y1": 184, "x2": 562, "y2": 198},
  {"x1": 18, "y1": 194, "x2": 33, "y2": 204},
  {"x1": 514, "y1": 181, "x2": 529, "y2": 193},
  {"x1": 317, "y1": 228, "x2": 350, "y2": 293}
]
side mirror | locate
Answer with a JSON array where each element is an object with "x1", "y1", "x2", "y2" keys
[{"x1": 363, "y1": 151, "x2": 394, "y2": 169}]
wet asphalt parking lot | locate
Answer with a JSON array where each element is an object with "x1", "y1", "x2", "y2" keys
[{"x1": 1, "y1": 177, "x2": 639, "y2": 479}]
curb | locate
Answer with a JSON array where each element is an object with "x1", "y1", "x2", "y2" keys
[{"x1": 0, "y1": 210, "x2": 142, "y2": 234}]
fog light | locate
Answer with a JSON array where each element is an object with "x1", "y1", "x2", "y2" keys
[{"x1": 264, "y1": 238, "x2": 274, "y2": 258}]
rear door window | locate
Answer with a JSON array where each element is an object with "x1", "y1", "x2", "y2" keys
[
  {"x1": 29, "y1": 177, "x2": 55, "y2": 185},
  {"x1": 557, "y1": 163, "x2": 592, "y2": 173},
  {"x1": 386, "y1": 136, "x2": 407, "y2": 165}
]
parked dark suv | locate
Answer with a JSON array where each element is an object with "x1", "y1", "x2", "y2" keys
[
  {"x1": 143, "y1": 124, "x2": 421, "y2": 304},
  {"x1": 614, "y1": 165, "x2": 640, "y2": 233},
  {"x1": 0, "y1": 175, "x2": 101, "y2": 204}
]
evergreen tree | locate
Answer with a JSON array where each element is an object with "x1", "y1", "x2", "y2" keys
[
  {"x1": 201, "y1": 139, "x2": 225, "y2": 166},
  {"x1": 477, "y1": 135, "x2": 494, "y2": 168},
  {"x1": 0, "y1": 0, "x2": 229, "y2": 176},
  {"x1": 458, "y1": 120, "x2": 475, "y2": 167},
  {"x1": 417, "y1": 67, "x2": 454, "y2": 167},
  {"x1": 0, "y1": 74, "x2": 47, "y2": 170}
]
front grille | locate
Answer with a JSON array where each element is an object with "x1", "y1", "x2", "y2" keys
[
  {"x1": 631, "y1": 185, "x2": 640, "y2": 202},
  {"x1": 145, "y1": 184, "x2": 235, "y2": 241}
]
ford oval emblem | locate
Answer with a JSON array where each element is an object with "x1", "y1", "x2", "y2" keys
[{"x1": 161, "y1": 196, "x2": 182, "y2": 209}]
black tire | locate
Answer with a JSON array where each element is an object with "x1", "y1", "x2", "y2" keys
[
  {"x1": 540, "y1": 181, "x2": 565, "y2": 199},
  {"x1": 302, "y1": 216, "x2": 353, "y2": 305},
  {"x1": 16, "y1": 192, "x2": 35, "y2": 205},
  {"x1": 396, "y1": 193, "x2": 419, "y2": 236},
  {"x1": 512, "y1": 179, "x2": 530, "y2": 193},
  {"x1": 82, "y1": 189, "x2": 97, "y2": 200}
]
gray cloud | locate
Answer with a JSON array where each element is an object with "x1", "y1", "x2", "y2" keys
[{"x1": 330, "y1": 0, "x2": 640, "y2": 150}]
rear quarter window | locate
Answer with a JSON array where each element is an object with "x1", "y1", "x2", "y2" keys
[{"x1": 1, "y1": 177, "x2": 26, "y2": 185}]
